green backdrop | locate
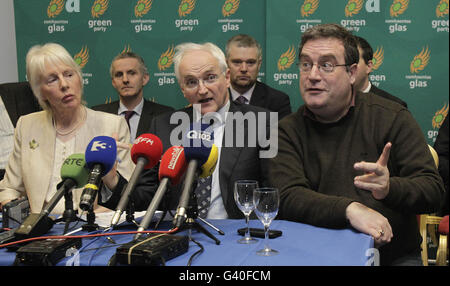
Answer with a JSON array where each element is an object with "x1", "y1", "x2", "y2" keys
[{"x1": 14, "y1": 0, "x2": 449, "y2": 145}]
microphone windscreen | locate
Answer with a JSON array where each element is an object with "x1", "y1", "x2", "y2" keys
[
  {"x1": 199, "y1": 144, "x2": 218, "y2": 178},
  {"x1": 60, "y1": 153, "x2": 89, "y2": 188},
  {"x1": 158, "y1": 146, "x2": 188, "y2": 185},
  {"x1": 131, "y1": 133, "x2": 163, "y2": 169},
  {"x1": 183, "y1": 123, "x2": 214, "y2": 166},
  {"x1": 85, "y1": 136, "x2": 117, "y2": 175}
]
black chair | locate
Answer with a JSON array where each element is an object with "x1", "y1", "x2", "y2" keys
[
  {"x1": 0, "y1": 81, "x2": 41, "y2": 180},
  {"x1": 0, "y1": 81, "x2": 41, "y2": 127}
]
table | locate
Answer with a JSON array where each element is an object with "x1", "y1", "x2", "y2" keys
[{"x1": 0, "y1": 218, "x2": 374, "y2": 266}]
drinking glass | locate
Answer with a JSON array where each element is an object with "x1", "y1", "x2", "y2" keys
[
  {"x1": 234, "y1": 180, "x2": 259, "y2": 244},
  {"x1": 253, "y1": 187, "x2": 279, "y2": 256}
]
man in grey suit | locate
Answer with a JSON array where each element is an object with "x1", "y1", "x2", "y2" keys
[
  {"x1": 226, "y1": 34, "x2": 292, "y2": 119},
  {"x1": 354, "y1": 36, "x2": 408, "y2": 108},
  {"x1": 92, "y1": 52, "x2": 173, "y2": 142},
  {"x1": 99, "y1": 42, "x2": 274, "y2": 220}
]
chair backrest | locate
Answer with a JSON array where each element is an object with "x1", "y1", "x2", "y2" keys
[
  {"x1": 0, "y1": 81, "x2": 41, "y2": 127},
  {"x1": 428, "y1": 144, "x2": 439, "y2": 168}
]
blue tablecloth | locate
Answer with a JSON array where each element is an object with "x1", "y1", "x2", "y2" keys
[{"x1": 0, "y1": 218, "x2": 374, "y2": 266}]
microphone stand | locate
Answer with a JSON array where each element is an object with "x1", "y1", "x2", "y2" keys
[
  {"x1": 176, "y1": 183, "x2": 221, "y2": 245},
  {"x1": 81, "y1": 207, "x2": 99, "y2": 232},
  {"x1": 62, "y1": 190, "x2": 78, "y2": 234}
]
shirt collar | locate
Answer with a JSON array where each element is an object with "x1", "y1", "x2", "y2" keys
[
  {"x1": 362, "y1": 81, "x2": 372, "y2": 93},
  {"x1": 230, "y1": 83, "x2": 256, "y2": 102},
  {"x1": 118, "y1": 97, "x2": 144, "y2": 116},
  {"x1": 193, "y1": 99, "x2": 230, "y2": 127}
]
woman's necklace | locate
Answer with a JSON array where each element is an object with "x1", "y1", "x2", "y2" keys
[{"x1": 53, "y1": 107, "x2": 86, "y2": 136}]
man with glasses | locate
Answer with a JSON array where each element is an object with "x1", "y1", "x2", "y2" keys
[
  {"x1": 226, "y1": 34, "x2": 291, "y2": 119},
  {"x1": 268, "y1": 24, "x2": 443, "y2": 265},
  {"x1": 99, "y1": 42, "x2": 272, "y2": 220}
]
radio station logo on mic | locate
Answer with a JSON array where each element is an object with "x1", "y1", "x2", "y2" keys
[
  {"x1": 168, "y1": 146, "x2": 184, "y2": 170},
  {"x1": 133, "y1": 136, "x2": 155, "y2": 145},
  {"x1": 90, "y1": 140, "x2": 112, "y2": 151}
]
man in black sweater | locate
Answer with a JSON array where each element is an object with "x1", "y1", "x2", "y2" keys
[{"x1": 268, "y1": 24, "x2": 444, "y2": 265}]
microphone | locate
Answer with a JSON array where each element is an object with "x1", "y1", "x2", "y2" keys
[
  {"x1": 14, "y1": 153, "x2": 89, "y2": 240},
  {"x1": 79, "y1": 136, "x2": 117, "y2": 212},
  {"x1": 173, "y1": 124, "x2": 218, "y2": 228},
  {"x1": 110, "y1": 134, "x2": 163, "y2": 227},
  {"x1": 134, "y1": 146, "x2": 187, "y2": 240}
]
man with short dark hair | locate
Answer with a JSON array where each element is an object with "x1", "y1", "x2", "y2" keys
[
  {"x1": 226, "y1": 34, "x2": 291, "y2": 119},
  {"x1": 269, "y1": 23, "x2": 444, "y2": 265},
  {"x1": 354, "y1": 35, "x2": 407, "y2": 108},
  {"x1": 92, "y1": 52, "x2": 173, "y2": 142}
]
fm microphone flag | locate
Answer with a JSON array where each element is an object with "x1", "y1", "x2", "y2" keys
[
  {"x1": 110, "y1": 133, "x2": 163, "y2": 227},
  {"x1": 79, "y1": 136, "x2": 117, "y2": 211},
  {"x1": 84, "y1": 136, "x2": 117, "y2": 174}
]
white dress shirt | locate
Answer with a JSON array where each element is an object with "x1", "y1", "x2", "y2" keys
[
  {"x1": 229, "y1": 84, "x2": 256, "y2": 104},
  {"x1": 0, "y1": 96, "x2": 14, "y2": 170},
  {"x1": 118, "y1": 98, "x2": 144, "y2": 143}
]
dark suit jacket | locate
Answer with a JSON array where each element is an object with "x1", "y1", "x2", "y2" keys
[
  {"x1": 0, "y1": 82, "x2": 41, "y2": 127},
  {"x1": 100, "y1": 101, "x2": 271, "y2": 219},
  {"x1": 369, "y1": 84, "x2": 408, "y2": 108},
  {"x1": 91, "y1": 99, "x2": 174, "y2": 137},
  {"x1": 235, "y1": 81, "x2": 291, "y2": 120}
]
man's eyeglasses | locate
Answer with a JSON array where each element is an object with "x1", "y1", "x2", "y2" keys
[
  {"x1": 297, "y1": 61, "x2": 349, "y2": 74},
  {"x1": 183, "y1": 73, "x2": 221, "y2": 91}
]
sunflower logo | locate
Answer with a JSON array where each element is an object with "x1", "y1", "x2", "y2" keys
[
  {"x1": 301, "y1": 0, "x2": 319, "y2": 17},
  {"x1": 432, "y1": 103, "x2": 449, "y2": 129},
  {"x1": 47, "y1": 0, "x2": 65, "y2": 18},
  {"x1": 345, "y1": 0, "x2": 363, "y2": 17},
  {"x1": 372, "y1": 46, "x2": 384, "y2": 70},
  {"x1": 390, "y1": 0, "x2": 409, "y2": 17},
  {"x1": 277, "y1": 45, "x2": 296, "y2": 71},
  {"x1": 73, "y1": 46, "x2": 89, "y2": 68},
  {"x1": 135, "y1": 0, "x2": 152, "y2": 17},
  {"x1": 158, "y1": 45, "x2": 175, "y2": 71},
  {"x1": 222, "y1": 0, "x2": 239, "y2": 17},
  {"x1": 91, "y1": 0, "x2": 109, "y2": 18},
  {"x1": 121, "y1": 44, "x2": 132, "y2": 54},
  {"x1": 436, "y1": 0, "x2": 449, "y2": 17},
  {"x1": 179, "y1": 0, "x2": 195, "y2": 17},
  {"x1": 410, "y1": 47, "x2": 430, "y2": 74}
]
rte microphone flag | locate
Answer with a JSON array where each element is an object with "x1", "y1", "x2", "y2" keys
[
  {"x1": 173, "y1": 124, "x2": 218, "y2": 228},
  {"x1": 15, "y1": 153, "x2": 89, "y2": 240},
  {"x1": 79, "y1": 136, "x2": 117, "y2": 212},
  {"x1": 135, "y1": 146, "x2": 188, "y2": 240},
  {"x1": 110, "y1": 134, "x2": 163, "y2": 227}
]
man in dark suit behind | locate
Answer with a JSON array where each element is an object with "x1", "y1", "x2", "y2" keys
[
  {"x1": 354, "y1": 36, "x2": 408, "y2": 108},
  {"x1": 225, "y1": 34, "x2": 292, "y2": 119},
  {"x1": 92, "y1": 52, "x2": 173, "y2": 142},
  {"x1": 99, "y1": 42, "x2": 274, "y2": 220}
]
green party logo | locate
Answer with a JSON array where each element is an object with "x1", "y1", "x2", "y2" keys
[
  {"x1": 432, "y1": 103, "x2": 448, "y2": 129},
  {"x1": 222, "y1": 0, "x2": 239, "y2": 17},
  {"x1": 301, "y1": 0, "x2": 319, "y2": 17},
  {"x1": 277, "y1": 45, "x2": 296, "y2": 71},
  {"x1": 410, "y1": 47, "x2": 431, "y2": 74},
  {"x1": 372, "y1": 46, "x2": 384, "y2": 70},
  {"x1": 390, "y1": 0, "x2": 409, "y2": 17},
  {"x1": 158, "y1": 45, "x2": 175, "y2": 71},
  {"x1": 135, "y1": 0, "x2": 153, "y2": 18},
  {"x1": 436, "y1": 0, "x2": 449, "y2": 17},
  {"x1": 345, "y1": 0, "x2": 363, "y2": 17},
  {"x1": 47, "y1": 0, "x2": 65, "y2": 18},
  {"x1": 91, "y1": 0, "x2": 109, "y2": 18},
  {"x1": 179, "y1": 0, "x2": 195, "y2": 17},
  {"x1": 73, "y1": 46, "x2": 89, "y2": 68}
]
